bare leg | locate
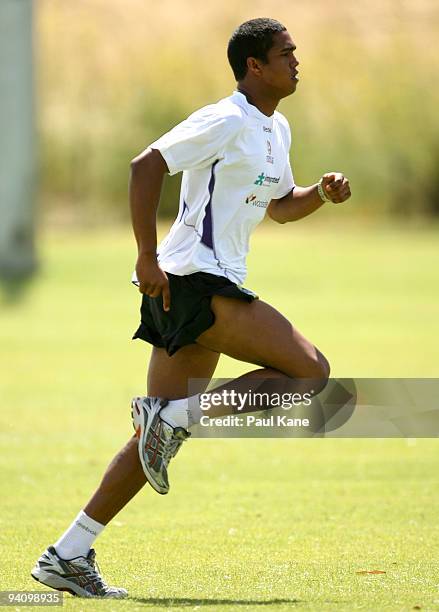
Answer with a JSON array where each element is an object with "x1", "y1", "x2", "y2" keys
[
  {"x1": 195, "y1": 296, "x2": 330, "y2": 410},
  {"x1": 84, "y1": 436, "x2": 144, "y2": 525},
  {"x1": 198, "y1": 296, "x2": 330, "y2": 381},
  {"x1": 84, "y1": 298, "x2": 329, "y2": 523},
  {"x1": 84, "y1": 344, "x2": 220, "y2": 524}
]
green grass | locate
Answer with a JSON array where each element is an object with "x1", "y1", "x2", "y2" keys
[{"x1": 1, "y1": 221, "x2": 438, "y2": 610}]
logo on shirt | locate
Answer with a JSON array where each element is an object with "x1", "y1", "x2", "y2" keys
[
  {"x1": 266, "y1": 140, "x2": 274, "y2": 164},
  {"x1": 263, "y1": 126, "x2": 272, "y2": 133},
  {"x1": 245, "y1": 194, "x2": 269, "y2": 208},
  {"x1": 254, "y1": 172, "x2": 280, "y2": 187}
]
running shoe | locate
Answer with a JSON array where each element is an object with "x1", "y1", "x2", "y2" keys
[
  {"x1": 131, "y1": 396, "x2": 190, "y2": 495},
  {"x1": 31, "y1": 546, "x2": 128, "y2": 598}
]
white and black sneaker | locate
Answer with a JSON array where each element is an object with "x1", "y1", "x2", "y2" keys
[
  {"x1": 31, "y1": 546, "x2": 128, "y2": 598},
  {"x1": 131, "y1": 396, "x2": 190, "y2": 495}
]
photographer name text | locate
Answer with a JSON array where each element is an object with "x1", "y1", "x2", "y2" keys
[{"x1": 199, "y1": 414, "x2": 310, "y2": 428}]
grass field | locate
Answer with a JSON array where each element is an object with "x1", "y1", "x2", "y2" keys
[{"x1": 1, "y1": 221, "x2": 438, "y2": 611}]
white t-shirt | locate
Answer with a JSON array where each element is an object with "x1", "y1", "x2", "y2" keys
[{"x1": 135, "y1": 91, "x2": 295, "y2": 285}]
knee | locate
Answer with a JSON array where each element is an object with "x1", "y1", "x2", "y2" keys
[
  {"x1": 295, "y1": 352, "x2": 330, "y2": 395},
  {"x1": 317, "y1": 353, "x2": 331, "y2": 380},
  {"x1": 294, "y1": 350, "x2": 330, "y2": 379},
  {"x1": 308, "y1": 353, "x2": 330, "y2": 394}
]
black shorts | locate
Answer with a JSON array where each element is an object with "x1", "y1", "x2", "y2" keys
[{"x1": 132, "y1": 271, "x2": 258, "y2": 356}]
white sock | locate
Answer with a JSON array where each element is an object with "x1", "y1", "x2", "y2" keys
[
  {"x1": 160, "y1": 394, "x2": 202, "y2": 429},
  {"x1": 54, "y1": 510, "x2": 105, "y2": 560}
]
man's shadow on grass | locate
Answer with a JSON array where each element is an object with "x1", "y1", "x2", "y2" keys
[{"x1": 132, "y1": 597, "x2": 301, "y2": 607}]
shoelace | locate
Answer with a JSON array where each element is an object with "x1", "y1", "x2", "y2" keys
[
  {"x1": 75, "y1": 555, "x2": 107, "y2": 591},
  {"x1": 162, "y1": 435, "x2": 185, "y2": 467}
]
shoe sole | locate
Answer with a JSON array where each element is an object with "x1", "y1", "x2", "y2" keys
[
  {"x1": 31, "y1": 567, "x2": 90, "y2": 598},
  {"x1": 131, "y1": 400, "x2": 168, "y2": 495}
]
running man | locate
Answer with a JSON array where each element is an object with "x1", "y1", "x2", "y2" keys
[{"x1": 31, "y1": 18, "x2": 351, "y2": 598}]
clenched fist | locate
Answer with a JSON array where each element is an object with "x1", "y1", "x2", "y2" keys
[{"x1": 321, "y1": 173, "x2": 351, "y2": 204}]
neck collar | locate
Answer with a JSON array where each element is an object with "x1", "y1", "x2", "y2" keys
[{"x1": 232, "y1": 90, "x2": 275, "y2": 122}]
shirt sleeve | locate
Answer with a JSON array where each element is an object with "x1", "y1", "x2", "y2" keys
[
  {"x1": 149, "y1": 104, "x2": 243, "y2": 176},
  {"x1": 273, "y1": 159, "x2": 295, "y2": 199},
  {"x1": 272, "y1": 116, "x2": 295, "y2": 199}
]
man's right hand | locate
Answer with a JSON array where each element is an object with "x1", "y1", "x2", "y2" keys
[{"x1": 135, "y1": 254, "x2": 171, "y2": 312}]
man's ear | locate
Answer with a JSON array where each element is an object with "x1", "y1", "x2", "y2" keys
[{"x1": 246, "y1": 56, "x2": 263, "y2": 76}]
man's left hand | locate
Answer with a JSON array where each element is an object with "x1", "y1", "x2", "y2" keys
[{"x1": 321, "y1": 172, "x2": 351, "y2": 203}]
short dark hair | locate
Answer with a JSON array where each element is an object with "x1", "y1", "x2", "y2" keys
[{"x1": 227, "y1": 18, "x2": 287, "y2": 81}]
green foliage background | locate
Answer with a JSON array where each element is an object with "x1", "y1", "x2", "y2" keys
[{"x1": 37, "y1": 0, "x2": 439, "y2": 221}]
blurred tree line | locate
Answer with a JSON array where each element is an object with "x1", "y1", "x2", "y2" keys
[{"x1": 37, "y1": 0, "x2": 439, "y2": 222}]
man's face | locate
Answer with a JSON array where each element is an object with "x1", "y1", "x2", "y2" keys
[{"x1": 255, "y1": 31, "x2": 299, "y2": 98}]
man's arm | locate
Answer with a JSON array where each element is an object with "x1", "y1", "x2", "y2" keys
[
  {"x1": 129, "y1": 148, "x2": 171, "y2": 311},
  {"x1": 267, "y1": 173, "x2": 351, "y2": 224}
]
